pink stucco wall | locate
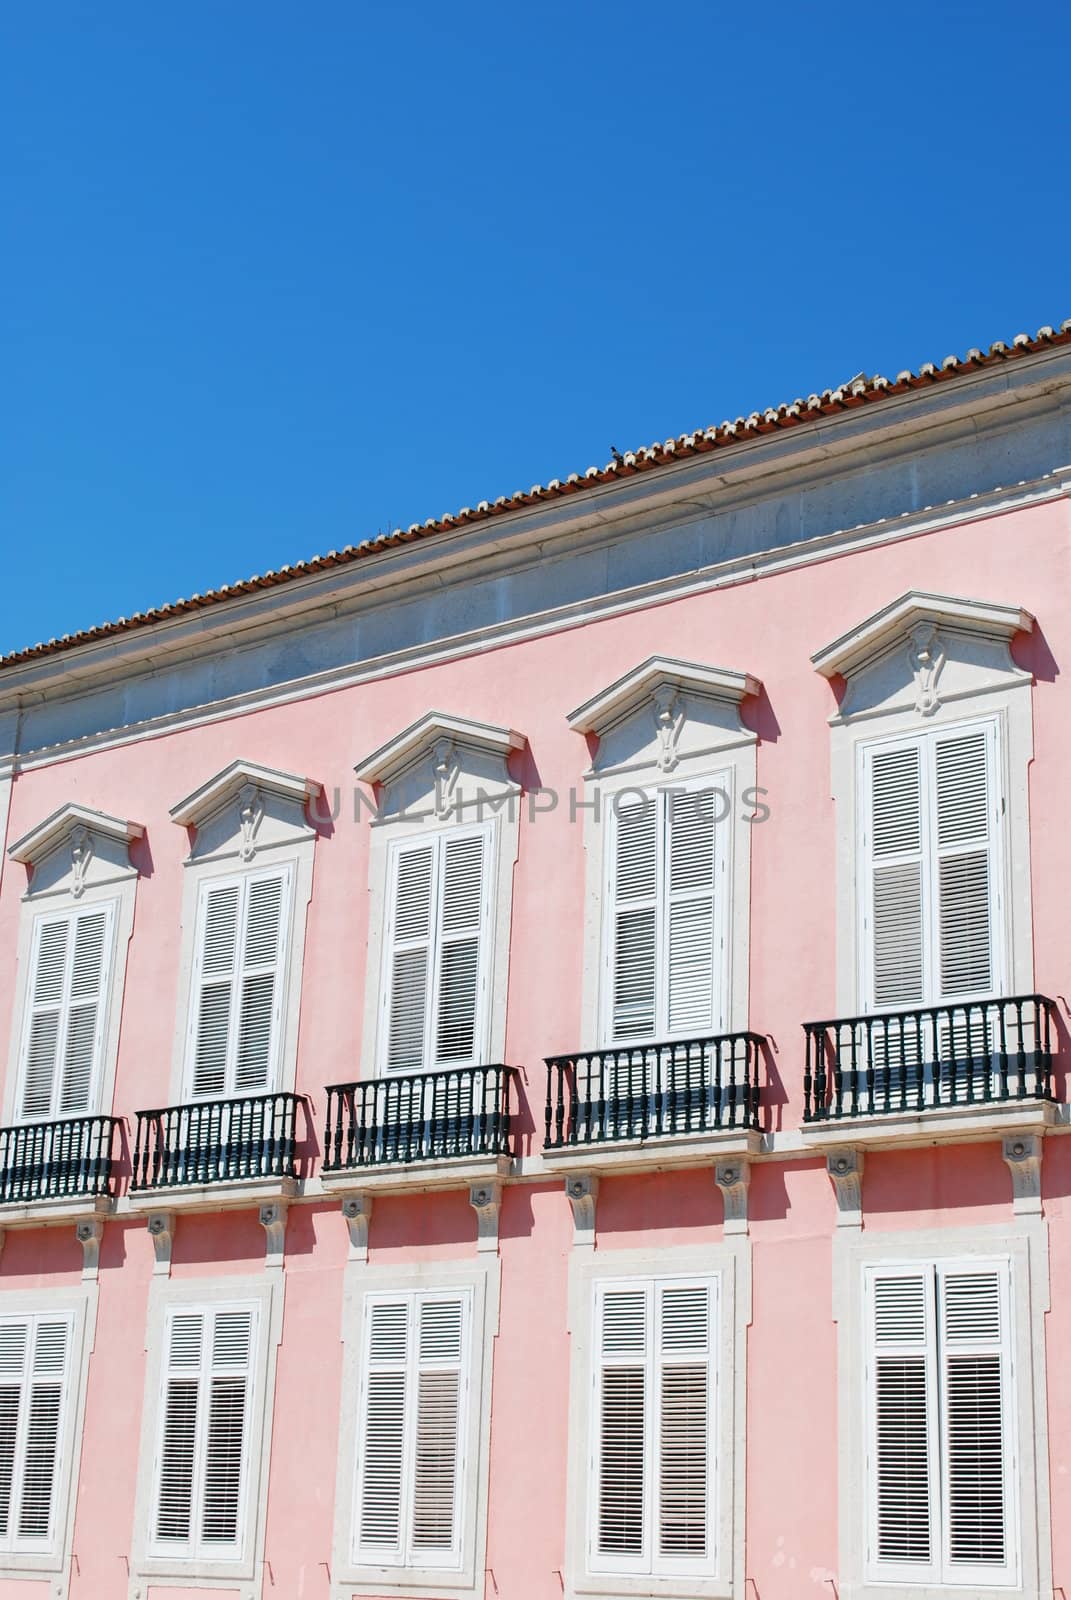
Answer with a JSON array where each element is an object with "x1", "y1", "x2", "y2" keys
[{"x1": 1, "y1": 494, "x2": 1070, "y2": 1595}]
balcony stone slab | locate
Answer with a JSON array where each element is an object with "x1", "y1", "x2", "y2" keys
[{"x1": 798, "y1": 1096, "x2": 1064, "y2": 1153}]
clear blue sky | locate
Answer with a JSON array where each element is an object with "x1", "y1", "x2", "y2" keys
[{"x1": 3, "y1": 2, "x2": 1070, "y2": 657}]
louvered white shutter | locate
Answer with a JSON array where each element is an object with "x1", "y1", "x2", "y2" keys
[
  {"x1": 865, "y1": 1267, "x2": 939, "y2": 1583},
  {"x1": 593, "y1": 1286, "x2": 648, "y2": 1568},
  {"x1": 434, "y1": 835, "x2": 486, "y2": 1065},
  {"x1": 655, "y1": 1281, "x2": 714, "y2": 1571},
  {"x1": 864, "y1": 745, "x2": 926, "y2": 1011},
  {"x1": 609, "y1": 797, "x2": 659, "y2": 1042},
  {"x1": 665, "y1": 790, "x2": 719, "y2": 1037},
  {"x1": 354, "y1": 1291, "x2": 470, "y2": 1570},
  {"x1": 19, "y1": 906, "x2": 113, "y2": 1122},
  {"x1": 937, "y1": 1264, "x2": 1015, "y2": 1585},
  {"x1": 0, "y1": 1315, "x2": 72, "y2": 1555},
  {"x1": 153, "y1": 1304, "x2": 256, "y2": 1560},
  {"x1": 934, "y1": 729, "x2": 999, "y2": 1000},
  {"x1": 385, "y1": 845, "x2": 435, "y2": 1074},
  {"x1": 188, "y1": 871, "x2": 290, "y2": 1098}
]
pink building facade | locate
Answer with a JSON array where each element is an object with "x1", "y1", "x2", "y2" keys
[{"x1": 0, "y1": 323, "x2": 1069, "y2": 1600}]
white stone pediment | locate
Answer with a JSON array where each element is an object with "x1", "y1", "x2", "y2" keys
[
  {"x1": 355, "y1": 712, "x2": 525, "y2": 821},
  {"x1": 8, "y1": 802, "x2": 143, "y2": 898},
  {"x1": 568, "y1": 656, "x2": 760, "y2": 776},
  {"x1": 170, "y1": 759, "x2": 320, "y2": 862},
  {"x1": 812, "y1": 591, "x2": 1034, "y2": 723}
]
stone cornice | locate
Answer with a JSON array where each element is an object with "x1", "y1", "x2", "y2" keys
[
  {"x1": 8, "y1": 802, "x2": 144, "y2": 867},
  {"x1": 811, "y1": 590, "x2": 1034, "y2": 681},
  {"x1": 170, "y1": 759, "x2": 321, "y2": 830},
  {"x1": 567, "y1": 656, "x2": 760, "y2": 737}
]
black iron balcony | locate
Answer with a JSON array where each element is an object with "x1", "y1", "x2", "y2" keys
[
  {"x1": 131, "y1": 1091, "x2": 302, "y2": 1190},
  {"x1": 545, "y1": 1032, "x2": 763, "y2": 1148},
  {"x1": 0, "y1": 1115, "x2": 120, "y2": 1204},
  {"x1": 803, "y1": 994, "x2": 1057, "y2": 1122},
  {"x1": 323, "y1": 1065, "x2": 516, "y2": 1171}
]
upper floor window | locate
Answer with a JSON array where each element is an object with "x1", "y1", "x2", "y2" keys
[
  {"x1": 812, "y1": 592, "x2": 1036, "y2": 1019},
  {"x1": 859, "y1": 717, "x2": 1004, "y2": 1013},
  {"x1": 185, "y1": 865, "x2": 292, "y2": 1098},
  {"x1": 381, "y1": 825, "x2": 492, "y2": 1075},
  {"x1": 567, "y1": 657, "x2": 761, "y2": 1053},
  {"x1": 5, "y1": 803, "x2": 141, "y2": 1130},
  {"x1": 605, "y1": 782, "x2": 727, "y2": 1046},
  {"x1": 168, "y1": 760, "x2": 320, "y2": 1105},
  {"x1": 355, "y1": 712, "x2": 524, "y2": 1083}
]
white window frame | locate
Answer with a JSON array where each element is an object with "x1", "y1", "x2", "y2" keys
[
  {"x1": 129, "y1": 1272, "x2": 283, "y2": 1595},
  {"x1": 180, "y1": 862, "x2": 295, "y2": 1101},
  {"x1": 834, "y1": 1223, "x2": 1051, "y2": 1600},
  {"x1": 330, "y1": 1256, "x2": 498, "y2": 1600},
  {"x1": 856, "y1": 715, "x2": 1007, "y2": 1014},
  {"x1": 599, "y1": 773, "x2": 731, "y2": 1049},
  {"x1": 564, "y1": 1242, "x2": 747, "y2": 1600},
  {"x1": 12, "y1": 898, "x2": 119, "y2": 1124},
  {"x1": 0, "y1": 1284, "x2": 96, "y2": 1590},
  {"x1": 376, "y1": 819, "x2": 496, "y2": 1077}
]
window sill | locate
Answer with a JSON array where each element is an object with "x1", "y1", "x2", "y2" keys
[
  {"x1": 319, "y1": 1152, "x2": 511, "y2": 1196},
  {"x1": 540, "y1": 1127, "x2": 762, "y2": 1176},
  {"x1": 566, "y1": 1572, "x2": 734, "y2": 1600},
  {"x1": 799, "y1": 1096, "x2": 1062, "y2": 1152}
]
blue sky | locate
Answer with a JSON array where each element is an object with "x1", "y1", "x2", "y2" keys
[{"x1": 3, "y1": 1, "x2": 1070, "y2": 656}]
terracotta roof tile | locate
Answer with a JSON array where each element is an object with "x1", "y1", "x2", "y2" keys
[{"x1": 5, "y1": 317, "x2": 1070, "y2": 672}]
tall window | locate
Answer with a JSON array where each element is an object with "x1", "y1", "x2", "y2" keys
[
  {"x1": 184, "y1": 868, "x2": 292, "y2": 1098},
  {"x1": 151, "y1": 1303, "x2": 258, "y2": 1560},
  {"x1": 864, "y1": 1259, "x2": 1017, "y2": 1588},
  {"x1": 16, "y1": 903, "x2": 115, "y2": 1122},
  {"x1": 859, "y1": 719, "x2": 1004, "y2": 1012},
  {"x1": 353, "y1": 1289, "x2": 472, "y2": 1570},
  {"x1": 590, "y1": 1276, "x2": 718, "y2": 1580},
  {"x1": 604, "y1": 785, "x2": 726, "y2": 1044},
  {"x1": 380, "y1": 825, "x2": 492, "y2": 1075},
  {"x1": 0, "y1": 1314, "x2": 73, "y2": 1555}
]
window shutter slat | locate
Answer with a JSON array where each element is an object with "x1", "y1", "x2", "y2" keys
[
  {"x1": 0, "y1": 1324, "x2": 27, "y2": 1542},
  {"x1": 411, "y1": 1299, "x2": 464, "y2": 1555},
  {"x1": 20, "y1": 907, "x2": 113, "y2": 1122},
  {"x1": 596, "y1": 1287, "x2": 648, "y2": 1559},
  {"x1": 666, "y1": 790, "x2": 717, "y2": 1036},
  {"x1": 869, "y1": 746, "x2": 925, "y2": 1010},
  {"x1": 657, "y1": 1284, "x2": 710, "y2": 1561},
  {"x1": 59, "y1": 911, "x2": 108, "y2": 1115},
  {"x1": 939, "y1": 1269, "x2": 1010, "y2": 1576},
  {"x1": 358, "y1": 1300, "x2": 408, "y2": 1555},
  {"x1": 234, "y1": 875, "x2": 286, "y2": 1092},
  {"x1": 611, "y1": 798, "x2": 658, "y2": 1042}
]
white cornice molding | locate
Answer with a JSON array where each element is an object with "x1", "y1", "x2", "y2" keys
[
  {"x1": 8, "y1": 802, "x2": 144, "y2": 866},
  {"x1": 170, "y1": 759, "x2": 321, "y2": 830},
  {"x1": 354, "y1": 712, "x2": 525, "y2": 786},
  {"x1": 568, "y1": 656, "x2": 761, "y2": 736},
  {"x1": 811, "y1": 591, "x2": 1035, "y2": 681}
]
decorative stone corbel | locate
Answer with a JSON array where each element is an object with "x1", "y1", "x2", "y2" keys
[
  {"x1": 652, "y1": 685, "x2": 685, "y2": 773},
  {"x1": 69, "y1": 825, "x2": 94, "y2": 898},
  {"x1": 341, "y1": 1194, "x2": 373, "y2": 1262},
  {"x1": 432, "y1": 738, "x2": 461, "y2": 820},
  {"x1": 469, "y1": 1182, "x2": 502, "y2": 1253},
  {"x1": 565, "y1": 1174, "x2": 598, "y2": 1250},
  {"x1": 147, "y1": 1212, "x2": 175, "y2": 1275},
  {"x1": 237, "y1": 783, "x2": 264, "y2": 862},
  {"x1": 826, "y1": 1148, "x2": 864, "y2": 1229},
  {"x1": 259, "y1": 1202, "x2": 287, "y2": 1268},
  {"x1": 1002, "y1": 1134, "x2": 1043, "y2": 1216},
  {"x1": 714, "y1": 1160, "x2": 751, "y2": 1235},
  {"x1": 76, "y1": 1219, "x2": 104, "y2": 1279},
  {"x1": 907, "y1": 620, "x2": 946, "y2": 716}
]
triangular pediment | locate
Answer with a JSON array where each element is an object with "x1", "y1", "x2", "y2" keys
[
  {"x1": 170, "y1": 759, "x2": 320, "y2": 830},
  {"x1": 811, "y1": 591, "x2": 1033, "y2": 681},
  {"x1": 567, "y1": 657, "x2": 760, "y2": 736}
]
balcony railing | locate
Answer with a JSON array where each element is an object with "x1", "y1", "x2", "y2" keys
[
  {"x1": 803, "y1": 995, "x2": 1057, "y2": 1122},
  {"x1": 131, "y1": 1092, "x2": 302, "y2": 1190},
  {"x1": 0, "y1": 1115, "x2": 120, "y2": 1204},
  {"x1": 544, "y1": 1032, "x2": 764, "y2": 1148},
  {"x1": 323, "y1": 1065, "x2": 516, "y2": 1171}
]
